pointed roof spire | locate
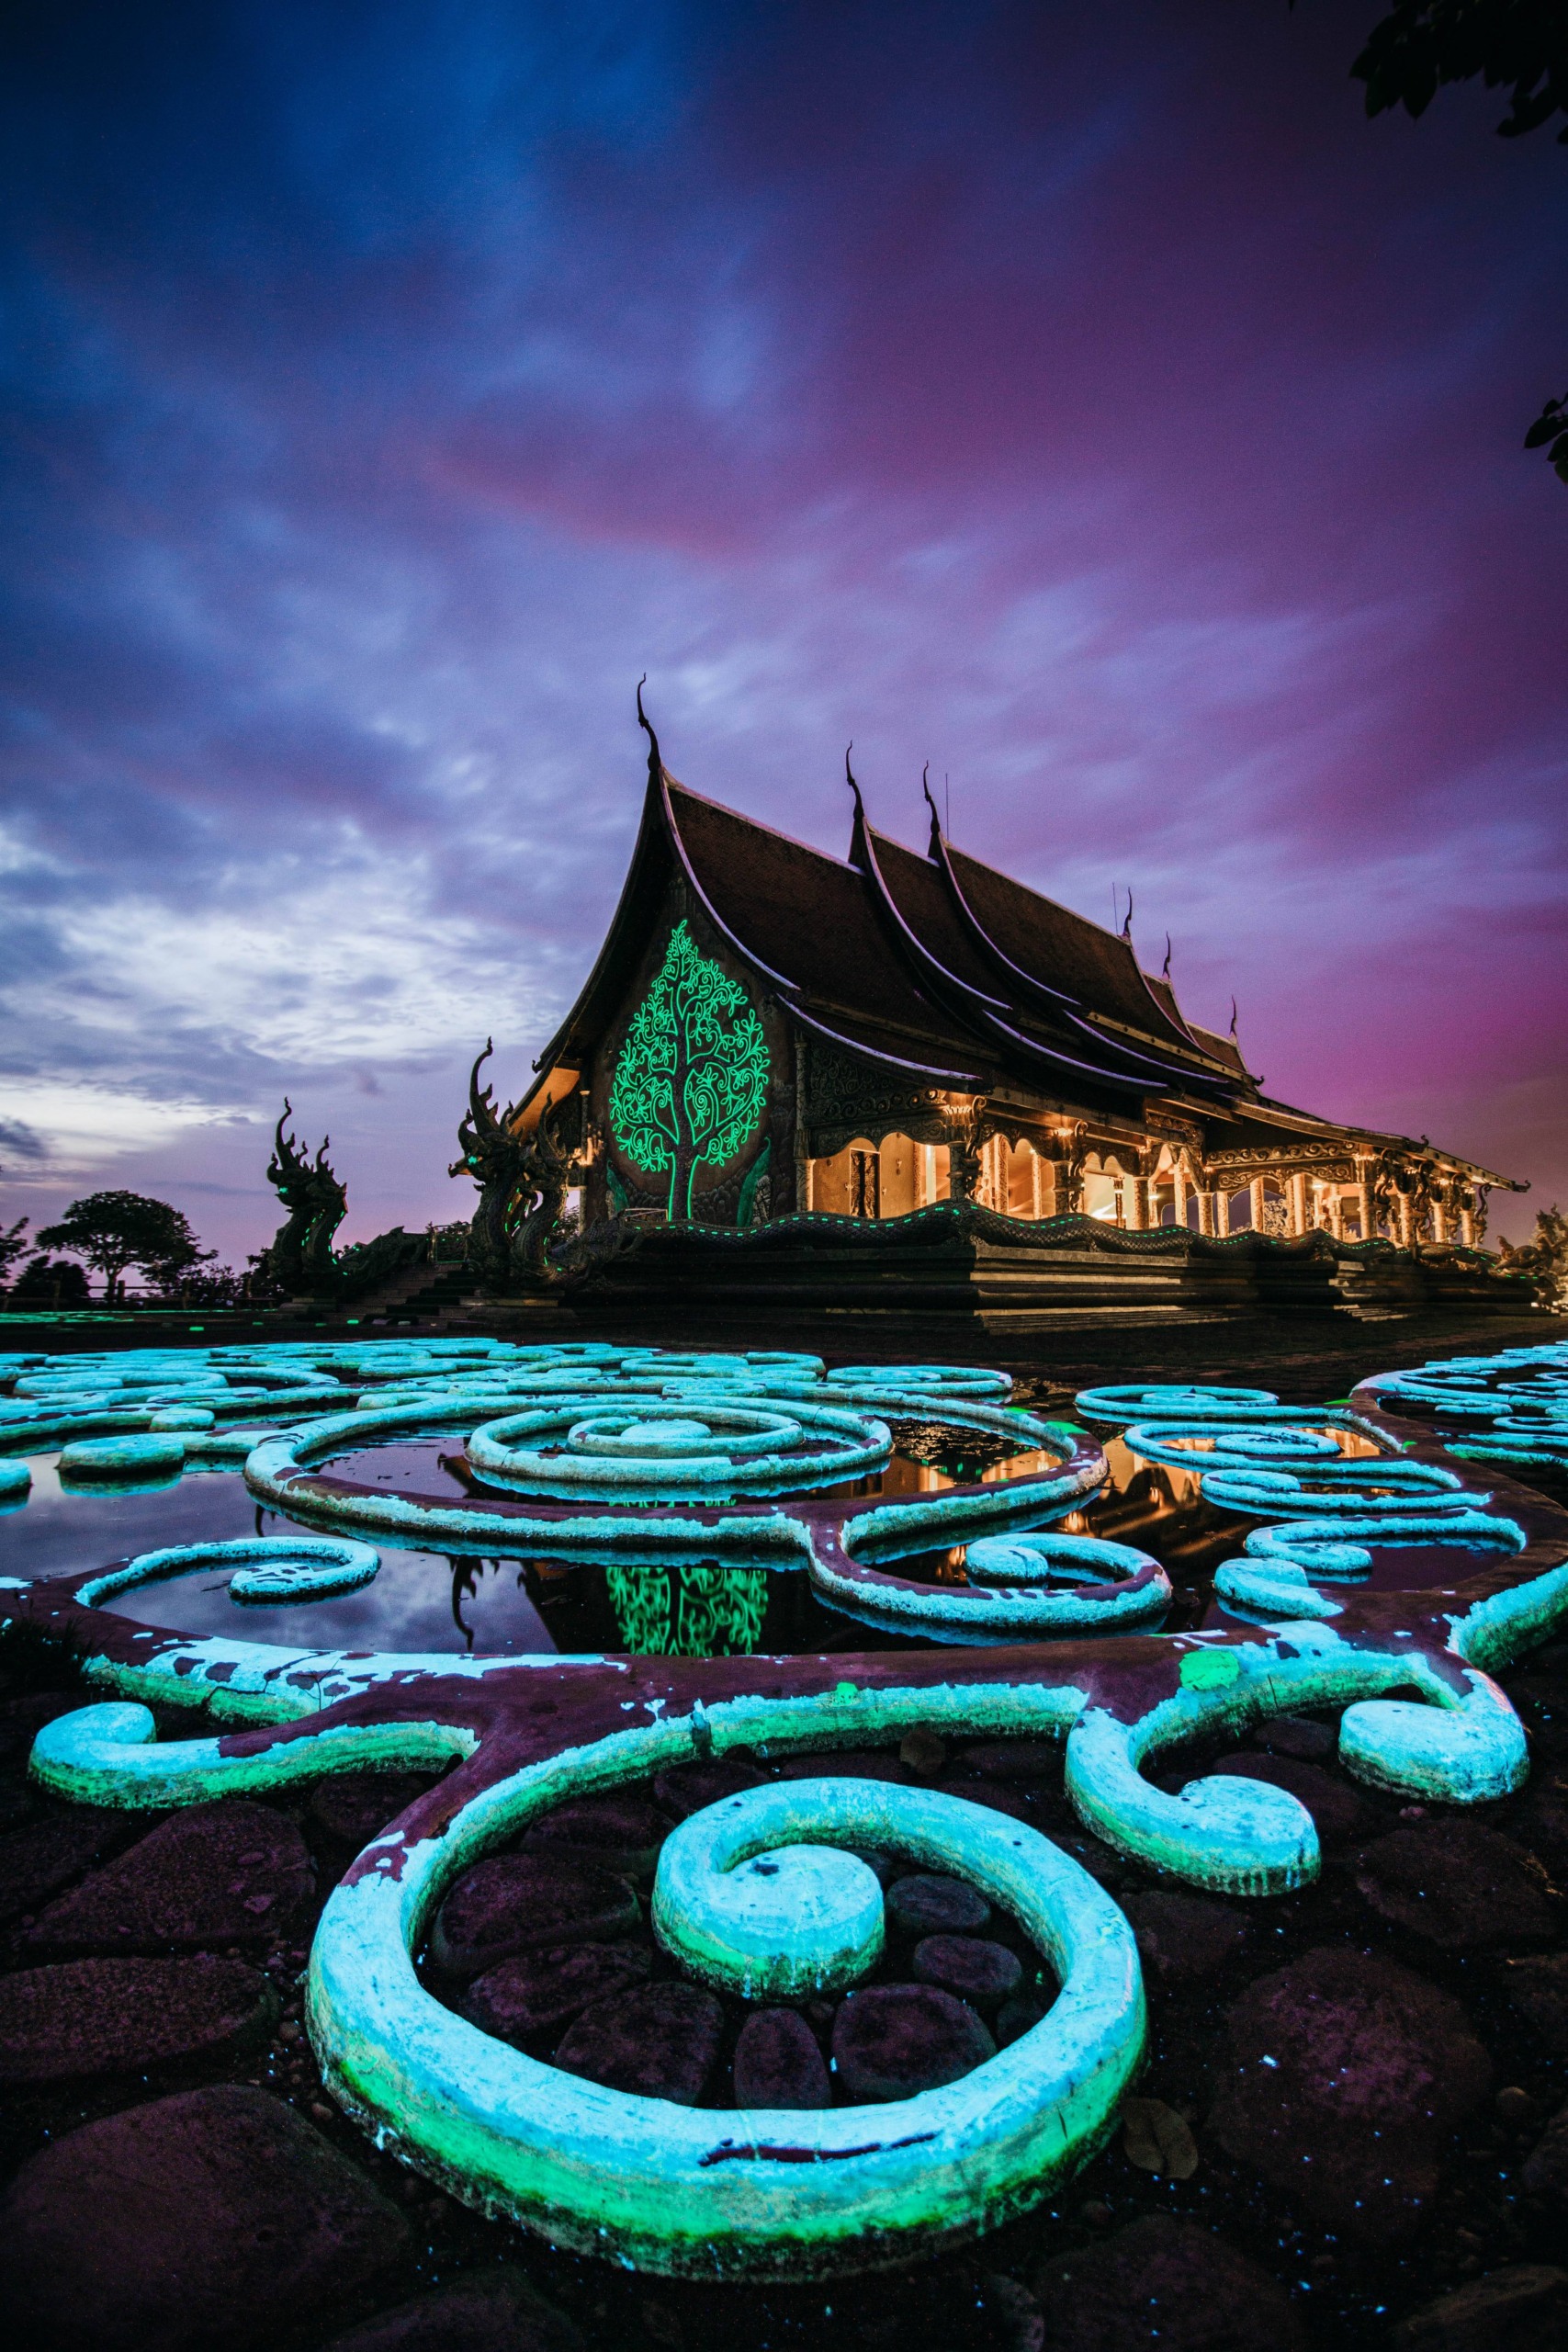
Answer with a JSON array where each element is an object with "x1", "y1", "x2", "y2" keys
[
  {"x1": 636, "y1": 674, "x2": 661, "y2": 785},
  {"x1": 844, "y1": 741, "x2": 863, "y2": 812},
  {"x1": 1229, "y1": 995, "x2": 1240, "y2": 1039},
  {"x1": 922, "y1": 761, "x2": 942, "y2": 858},
  {"x1": 1121, "y1": 888, "x2": 1134, "y2": 944},
  {"x1": 1163, "y1": 933, "x2": 1172, "y2": 978}
]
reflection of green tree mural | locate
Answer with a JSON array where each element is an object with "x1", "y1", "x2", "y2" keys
[
  {"x1": 605, "y1": 1559, "x2": 768, "y2": 1657},
  {"x1": 608, "y1": 921, "x2": 769, "y2": 1221}
]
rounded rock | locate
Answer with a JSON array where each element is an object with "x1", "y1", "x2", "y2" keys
[
  {"x1": 553, "y1": 1979, "x2": 725, "y2": 2104},
  {"x1": 28, "y1": 1800, "x2": 314, "y2": 1954},
  {"x1": 321, "y1": 2268, "x2": 584, "y2": 2352},
  {"x1": 0, "y1": 2085, "x2": 408, "y2": 2352},
  {"x1": 464, "y1": 1941, "x2": 652, "y2": 2043},
  {"x1": 831, "y1": 1982, "x2": 996, "y2": 2102},
  {"x1": 1032, "y1": 2213, "x2": 1308, "y2": 2352},
  {"x1": 1122, "y1": 1892, "x2": 1251, "y2": 1984},
  {"x1": 885, "y1": 1873, "x2": 990, "y2": 1937},
  {"x1": 1355, "y1": 1820, "x2": 1558, "y2": 1950},
  {"x1": 310, "y1": 1772, "x2": 437, "y2": 1849},
  {"x1": 430, "y1": 1852, "x2": 640, "y2": 1977},
  {"x1": 732, "y1": 2006, "x2": 832, "y2": 2109},
  {"x1": 1208, "y1": 1946, "x2": 1493, "y2": 2241},
  {"x1": 0, "y1": 1953, "x2": 276, "y2": 2083},
  {"x1": 911, "y1": 1933, "x2": 1023, "y2": 2010},
  {"x1": 522, "y1": 1793, "x2": 668, "y2": 1877}
]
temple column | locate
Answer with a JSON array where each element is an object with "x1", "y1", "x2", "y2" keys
[
  {"x1": 1351, "y1": 1167, "x2": 1373, "y2": 1241},
  {"x1": 1459, "y1": 1206, "x2": 1475, "y2": 1248},
  {"x1": 1430, "y1": 1195, "x2": 1449, "y2": 1245},
  {"x1": 1289, "y1": 1171, "x2": 1308, "y2": 1237},
  {"x1": 1249, "y1": 1176, "x2": 1268, "y2": 1233},
  {"x1": 1196, "y1": 1187, "x2": 1216, "y2": 1237},
  {"x1": 1125, "y1": 1170, "x2": 1148, "y2": 1230},
  {"x1": 1031, "y1": 1147, "x2": 1043, "y2": 1220},
  {"x1": 1172, "y1": 1161, "x2": 1189, "y2": 1229},
  {"x1": 1396, "y1": 1190, "x2": 1414, "y2": 1250}
]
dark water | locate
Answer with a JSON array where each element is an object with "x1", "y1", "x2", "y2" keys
[{"x1": 0, "y1": 1419, "x2": 1504, "y2": 1659}]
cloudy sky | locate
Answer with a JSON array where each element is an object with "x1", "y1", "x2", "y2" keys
[{"x1": 2, "y1": 0, "x2": 1564, "y2": 1263}]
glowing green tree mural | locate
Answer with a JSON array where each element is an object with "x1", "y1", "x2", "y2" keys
[{"x1": 609, "y1": 921, "x2": 770, "y2": 1221}]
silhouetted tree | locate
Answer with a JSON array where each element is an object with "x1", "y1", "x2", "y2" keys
[
  {"x1": 0, "y1": 1213, "x2": 28, "y2": 1293},
  {"x1": 1307, "y1": 2, "x2": 1568, "y2": 481},
  {"x1": 1350, "y1": 2, "x2": 1567, "y2": 141},
  {"x1": 37, "y1": 1191, "x2": 212, "y2": 1305},
  {"x1": 7, "y1": 1254, "x2": 91, "y2": 1310}
]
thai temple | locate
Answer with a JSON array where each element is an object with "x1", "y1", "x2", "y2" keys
[{"x1": 500, "y1": 710, "x2": 1520, "y2": 1326}]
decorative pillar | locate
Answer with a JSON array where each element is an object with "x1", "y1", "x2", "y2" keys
[
  {"x1": 1125, "y1": 1170, "x2": 1147, "y2": 1230},
  {"x1": 1249, "y1": 1176, "x2": 1268, "y2": 1233},
  {"x1": 1289, "y1": 1171, "x2": 1307, "y2": 1237},
  {"x1": 1459, "y1": 1206, "x2": 1475, "y2": 1248},
  {"x1": 1031, "y1": 1147, "x2": 1043, "y2": 1221},
  {"x1": 1197, "y1": 1187, "x2": 1216, "y2": 1237},
  {"x1": 1430, "y1": 1193, "x2": 1449, "y2": 1245},
  {"x1": 1351, "y1": 1168, "x2": 1373, "y2": 1241},
  {"x1": 1396, "y1": 1190, "x2": 1414, "y2": 1250},
  {"x1": 1172, "y1": 1161, "x2": 1188, "y2": 1230}
]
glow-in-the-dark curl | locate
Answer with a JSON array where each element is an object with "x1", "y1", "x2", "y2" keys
[
  {"x1": 466, "y1": 1396, "x2": 892, "y2": 1503},
  {"x1": 78, "y1": 1535, "x2": 382, "y2": 1610},
  {"x1": 1241, "y1": 1508, "x2": 1525, "y2": 1581},
  {"x1": 308, "y1": 1732, "x2": 1145, "y2": 2280}
]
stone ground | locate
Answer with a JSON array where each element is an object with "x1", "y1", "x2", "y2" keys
[
  {"x1": 2, "y1": 1618, "x2": 1567, "y2": 2352},
  {"x1": 2, "y1": 1309, "x2": 1566, "y2": 2350}
]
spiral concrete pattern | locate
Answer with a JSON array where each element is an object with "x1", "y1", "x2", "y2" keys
[
  {"x1": 6, "y1": 1338, "x2": 1568, "y2": 2280},
  {"x1": 305, "y1": 1737, "x2": 1145, "y2": 2279},
  {"x1": 78, "y1": 1535, "x2": 382, "y2": 1610},
  {"x1": 465, "y1": 1393, "x2": 894, "y2": 1502}
]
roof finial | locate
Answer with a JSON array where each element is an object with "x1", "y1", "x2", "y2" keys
[
  {"x1": 636, "y1": 674, "x2": 661, "y2": 783},
  {"x1": 1229, "y1": 996, "x2": 1240, "y2": 1039},
  {"x1": 922, "y1": 761, "x2": 942, "y2": 857},
  {"x1": 1121, "y1": 888, "x2": 1134, "y2": 943},
  {"x1": 1163, "y1": 933, "x2": 1172, "y2": 978},
  {"x1": 844, "y1": 741, "x2": 863, "y2": 814}
]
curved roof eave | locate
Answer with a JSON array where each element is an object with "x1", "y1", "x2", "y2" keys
[{"x1": 850, "y1": 802, "x2": 1161, "y2": 1103}]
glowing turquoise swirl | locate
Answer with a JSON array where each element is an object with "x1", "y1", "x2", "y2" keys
[
  {"x1": 466, "y1": 1395, "x2": 891, "y2": 1503},
  {"x1": 306, "y1": 1740, "x2": 1145, "y2": 2280},
  {"x1": 77, "y1": 1536, "x2": 382, "y2": 1610}
]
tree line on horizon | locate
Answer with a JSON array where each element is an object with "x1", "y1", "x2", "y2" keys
[{"x1": 0, "y1": 1191, "x2": 276, "y2": 1312}]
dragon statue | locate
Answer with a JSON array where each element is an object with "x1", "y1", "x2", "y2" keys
[
  {"x1": 450, "y1": 1041, "x2": 637, "y2": 1291},
  {"x1": 262, "y1": 1103, "x2": 423, "y2": 1303},
  {"x1": 262, "y1": 1102, "x2": 349, "y2": 1295},
  {"x1": 449, "y1": 1044, "x2": 571, "y2": 1287}
]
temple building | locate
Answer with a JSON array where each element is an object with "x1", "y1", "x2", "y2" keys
[{"x1": 510, "y1": 712, "x2": 1517, "y2": 1284}]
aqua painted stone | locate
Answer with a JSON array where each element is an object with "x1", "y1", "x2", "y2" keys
[
  {"x1": 653, "y1": 1784, "x2": 886, "y2": 1999},
  {"x1": 80, "y1": 1535, "x2": 381, "y2": 1611},
  {"x1": 58, "y1": 1433, "x2": 186, "y2": 1479},
  {"x1": 307, "y1": 1746, "x2": 1145, "y2": 2278}
]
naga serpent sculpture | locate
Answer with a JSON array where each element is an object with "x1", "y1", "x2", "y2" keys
[{"x1": 4, "y1": 1336, "x2": 1568, "y2": 2279}]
